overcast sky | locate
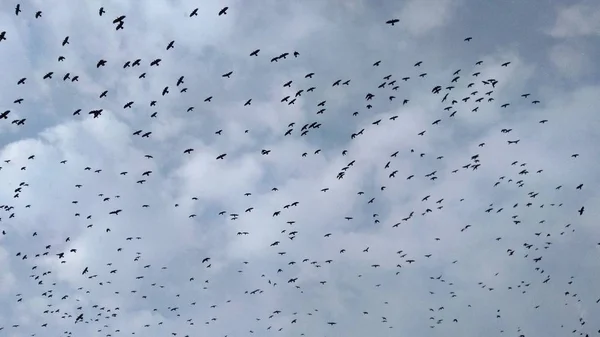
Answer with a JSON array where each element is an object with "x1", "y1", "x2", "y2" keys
[{"x1": 0, "y1": 0, "x2": 599, "y2": 336}]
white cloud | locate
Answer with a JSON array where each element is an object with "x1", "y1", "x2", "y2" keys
[
  {"x1": 548, "y1": 42, "x2": 590, "y2": 79},
  {"x1": 548, "y1": 3, "x2": 600, "y2": 38},
  {"x1": 398, "y1": 0, "x2": 462, "y2": 36}
]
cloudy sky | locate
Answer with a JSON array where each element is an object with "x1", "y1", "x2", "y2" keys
[{"x1": 0, "y1": 0, "x2": 599, "y2": 336}]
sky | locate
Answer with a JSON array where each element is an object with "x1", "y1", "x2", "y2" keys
[{"x1": 0, "y1": 0, "x2": 599, "y2": 336}]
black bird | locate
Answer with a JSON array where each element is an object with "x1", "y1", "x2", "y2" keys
[{"x1": 113, "y1": 15, "x2": 126, "y2": 24}]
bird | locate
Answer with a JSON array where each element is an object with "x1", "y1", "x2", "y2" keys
[
  {"x1": 113, "y1": 15, "x2": 126, "y2": 24},
  {"x1": 0, "y1": 6, "x2": 593, "y2": 337}
]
